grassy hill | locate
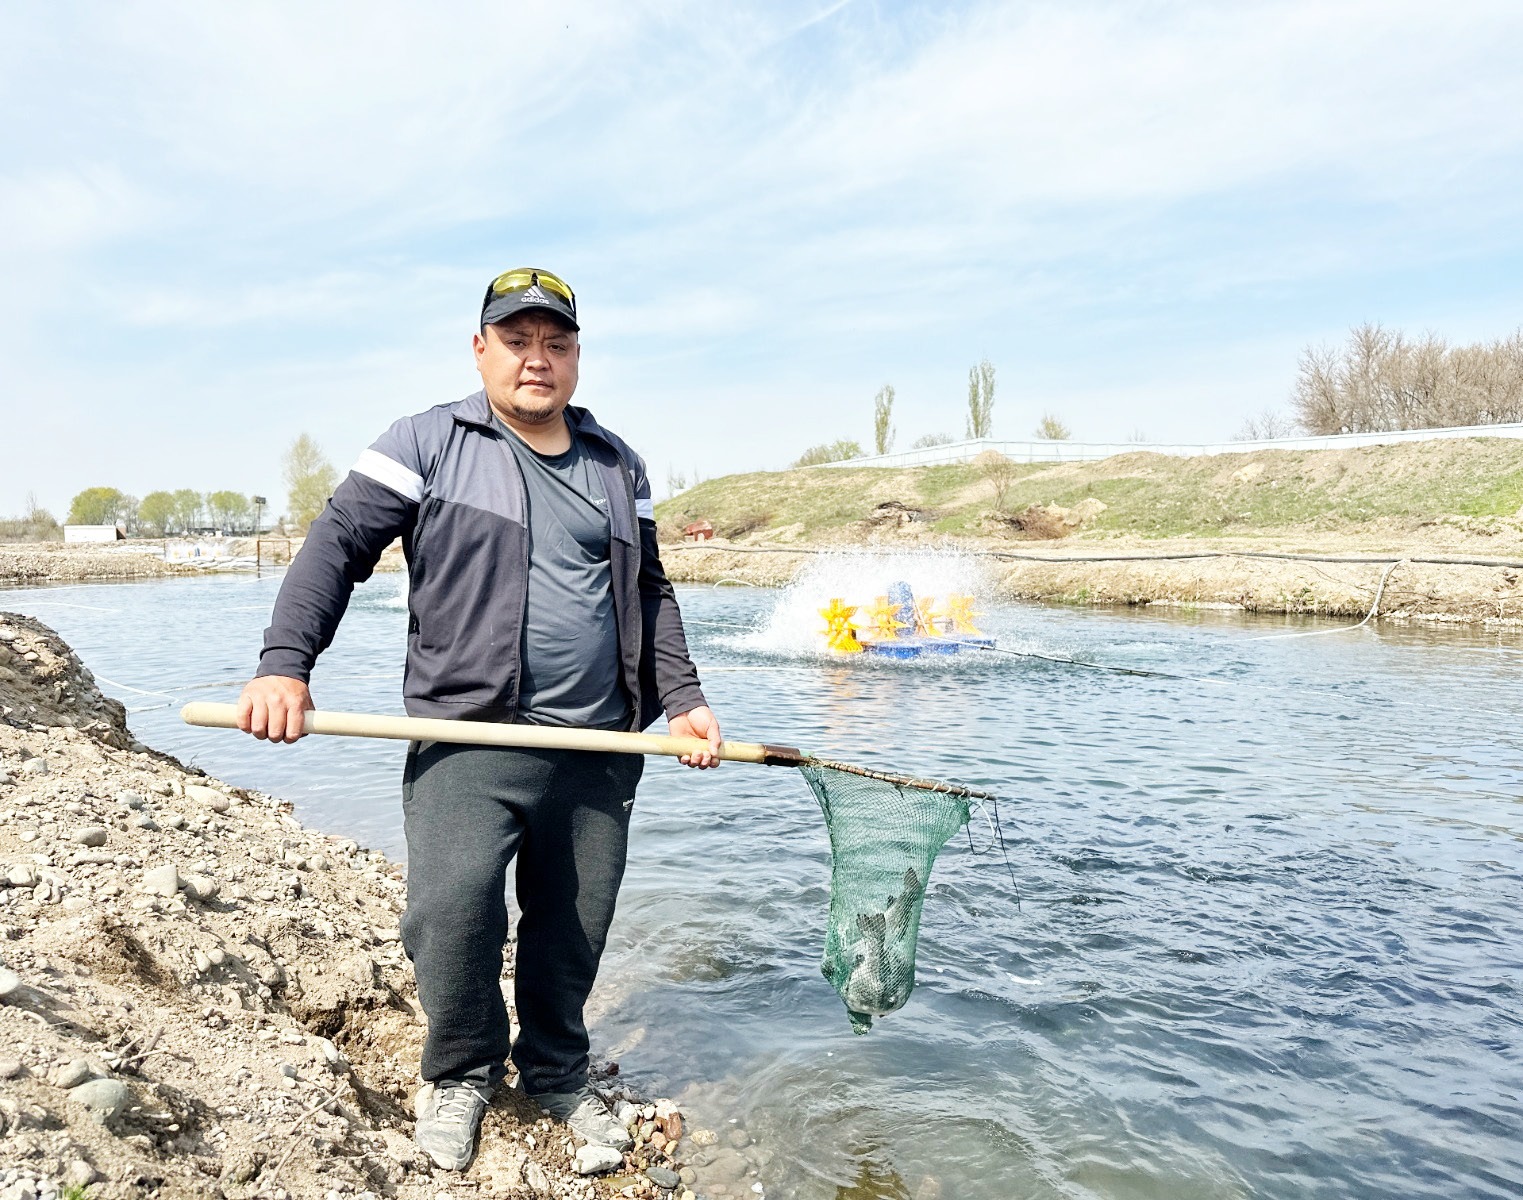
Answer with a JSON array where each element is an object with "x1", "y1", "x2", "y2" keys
[{"x1": 655, "y1": 438, "x2": 1523, "y2": 543}]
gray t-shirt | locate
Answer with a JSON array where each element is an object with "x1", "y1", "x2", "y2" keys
[{"x1": 495, "y1": 416, "x2": 629, "y2": 729}]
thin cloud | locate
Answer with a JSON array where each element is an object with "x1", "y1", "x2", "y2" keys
[{"x1": 1, "y1": 0, "x2": 1520, "y2": 514}]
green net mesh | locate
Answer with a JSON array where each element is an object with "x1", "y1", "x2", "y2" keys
[{"x1": 799, "y1": 760, "x2": 976, "y2": 1034}]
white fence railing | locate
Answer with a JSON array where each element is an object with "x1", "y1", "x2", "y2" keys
[{"x1": 815, "y1": 422, "x2": 1523, "y2": 469}]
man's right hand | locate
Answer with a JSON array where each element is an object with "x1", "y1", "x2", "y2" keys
[{"x1": 236, "y1": 676, "x2": 314, "y2": 744}]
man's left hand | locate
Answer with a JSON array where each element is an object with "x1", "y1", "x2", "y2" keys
[{"x1": 668, "y1": 706, "x2": 722, "y2": 769}]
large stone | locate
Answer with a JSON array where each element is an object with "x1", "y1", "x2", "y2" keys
[
  {"x1": 186, "y1": 784, "x2": 231, "y2": 813},
  {"x1": 180, "y1": 873, "x2": 219, "y2": 902},
  {"x1": 6, "y1": 865, "x2": 37, "y2": 889},
  {"x1": 72, "y1": 826, "x2": 108, "y2": 847},
  {"x1": 0, "y1": 965, "x2": 20, "y2": 1000},
  {"x1": 71, "y1": 1078, "x2": 129, "y2": 1122},
  {"x1": 21, "y1": 758, "x2": 48, "y2": 777},
  {"x1": 54, "y1": 1058, "x2": 93, "y2": 1088},
  {"x1": 141, "y1": 865, "x2": 180, "y2": 897},
  {"x1": 647, "y1": 1165, "x2": 682, "y2": 1189},
  {"x1": 573, "y1": 1144, "x2": 625, "y2": 1175}
]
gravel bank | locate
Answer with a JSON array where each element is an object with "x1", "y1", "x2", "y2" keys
[
  {"x1": 0, "y1": 612, "x2": 732, "y2": 1200},
  {"x1": 0, "y1": 540, "x2": 406, "y2": 586},
  {"x1": 0, "y1": 544, "x2": 185, "y2": 585}
]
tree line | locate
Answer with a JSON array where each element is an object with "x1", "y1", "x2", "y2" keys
[
  {"x1": 0, "y1": 434, "x2": 343, "y2": 542},
  {"x1": 62, "y1": 435, "x2": 339, "y2": 535},
  {"x1": 1289, "y1": 322, "x2": 1523, "y2": 436},
  {"x1": 65, "y1": 487, "x2": 266, "y2": 536}
]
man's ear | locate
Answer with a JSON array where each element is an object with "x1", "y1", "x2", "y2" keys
[{"x1": 472, "y1": 330, "x2": 488, "y2": 364}]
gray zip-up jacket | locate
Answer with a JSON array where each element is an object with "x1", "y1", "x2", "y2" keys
[{"x1": 256, "y1": 390, "x2": 706, "y2": 730}]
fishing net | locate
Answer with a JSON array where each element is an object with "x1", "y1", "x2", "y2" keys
[{"x1": 798, "y1": 759, "x2": 990, "y2": 1034}]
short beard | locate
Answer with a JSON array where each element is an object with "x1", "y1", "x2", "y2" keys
[{"x1": 495, "y1": 393, "x2": 561, "y2": 425}]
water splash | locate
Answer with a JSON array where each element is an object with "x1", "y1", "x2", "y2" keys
[
  {"x1": 379, "y1": 571, "x2": 409, "y2": 610},
  {"x1": 735, "y1": 549, "x2": 994, "y2": 658}
]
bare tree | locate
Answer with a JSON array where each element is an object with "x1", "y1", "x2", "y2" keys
[
  {"x1": 974, "y1": 450, "x2": 1017, "y2": 510},
  {"x1": 1292, "y1": 323, "x2": 1523, "y2": 434},
  {"x1": 873, "y1": 384, "x2": 896, "y2": 455},
  {"x1": 911, "y1": 433, "x2": 955, "y2": 448},
  {"x1": 0, "y1": 493, "x2": 62, "y2": 541},
  {"x1": 965, "y1": 359, "x2": 995, "y2": 439},
  {"x1": 1233, "y1": 409, "x2": 1299, "y2": 441}
]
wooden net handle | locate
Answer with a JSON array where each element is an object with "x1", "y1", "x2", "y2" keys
[{"x1": 180, "y1": 702, "x2": 806, "y2": 766}]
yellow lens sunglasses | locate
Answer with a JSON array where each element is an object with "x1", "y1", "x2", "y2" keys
[{"x1": 488, "y1": 268, "x2": 576, "y2": 311}]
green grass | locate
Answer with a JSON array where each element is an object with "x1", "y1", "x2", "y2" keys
[
  {"x1": 655, "y1": 439, "x2": 1523, "y2": 542},
  {"x1": 1458, "y1": 465, "x2": 1523, "y2": 517}
]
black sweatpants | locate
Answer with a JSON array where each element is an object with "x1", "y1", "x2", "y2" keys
[{"x1": 400, "y1": 740, "x2": 643, "y2": 1095}]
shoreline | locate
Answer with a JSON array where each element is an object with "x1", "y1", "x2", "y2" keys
[
  {"x1": 0, "y1": 542, "x2": 407, "y2": 587},
  {"x1": 0, "y1": 612, "x2": 743, "y2": 1200},
  {"x1": 12, "y1": 532, "x2": 1521, "y2": 625},
  {"x1": 659, "y1": 537, "x2": 1523, "y2": 625}
]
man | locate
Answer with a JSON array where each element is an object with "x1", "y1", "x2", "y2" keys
[{"x1": 235, "y1": 267, "x2": 721, "y2": 1172}]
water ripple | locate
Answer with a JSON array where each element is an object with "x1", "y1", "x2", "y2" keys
[{"x1": 5, "y1": 573, "x2": 1522, "y2": 1198}]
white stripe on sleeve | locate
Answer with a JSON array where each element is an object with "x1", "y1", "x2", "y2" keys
[
  {"x1": 352, "y1": 448, "x2": 424, "y2": 503},
  {"x1": 635, "y1": 498, "x2": 655, "y2": 520}
]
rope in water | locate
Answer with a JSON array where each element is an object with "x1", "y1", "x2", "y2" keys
[
  {"x1": 1251, "y1": 560, "x2": 1402, "y2": 641},
  {"x1": 946, "y1": 641, "x2": 1180, "y2": 678},
  {"x1": 683, "y1": 615, "x2": 1181, "y2": 678}
]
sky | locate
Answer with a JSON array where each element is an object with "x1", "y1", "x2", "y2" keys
[{"x1": 2, "y1": 0, "x2": 1521, "y2": 519}]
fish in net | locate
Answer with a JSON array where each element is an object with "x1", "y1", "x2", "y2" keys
[
  {"x1": 797, "y1": 758, "x2": 994, "y2": 1034},
  {"x1": 178, "y1": 702, "x2": 999, "y2": 1034}
]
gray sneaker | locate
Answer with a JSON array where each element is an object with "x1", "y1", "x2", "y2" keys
[
  {"x1": 414, "y1": 1080, "x2": 489, "y2": 1171},
  {"x1": 527, "y1": 1084, "x2": 632, "y2": 1150}
]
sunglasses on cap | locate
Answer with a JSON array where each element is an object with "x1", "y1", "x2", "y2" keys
[{"x1": 484, "y1": 268, "x2": 576, "y2": 314}]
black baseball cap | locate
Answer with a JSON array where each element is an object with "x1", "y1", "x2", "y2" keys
[{"x1": 480, "y1": 267, "x2": 579, "y2": 330}]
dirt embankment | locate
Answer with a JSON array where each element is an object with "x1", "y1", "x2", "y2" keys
[
  {"x1": 655, "y1": 440, "x2": 1523, "y2": 621},
  {"x1": 660, "y1": 533, "x2": 1523, "y2": 624},
  {"x1": 0, "y1": 613, "x2": 739, "y2": 1200}
]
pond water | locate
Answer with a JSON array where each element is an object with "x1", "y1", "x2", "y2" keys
[{"x1": 3, "y1": 559, "x2": 1521, "y2": 1199}]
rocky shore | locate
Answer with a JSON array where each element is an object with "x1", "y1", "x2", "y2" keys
[
  {"x1": 0, "y1": 613, "x2": 744, "y2": 1200},
  {"x1": 0, "y1": 546, "x2": 185, "y2": 586},
  {"x1": 0, "y1": 542, "x2": 406, "y2": 587}
]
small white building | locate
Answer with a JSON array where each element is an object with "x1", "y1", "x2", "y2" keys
[{"x1": 63, "y1": 525, "x2": 125, "y2": 543}]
